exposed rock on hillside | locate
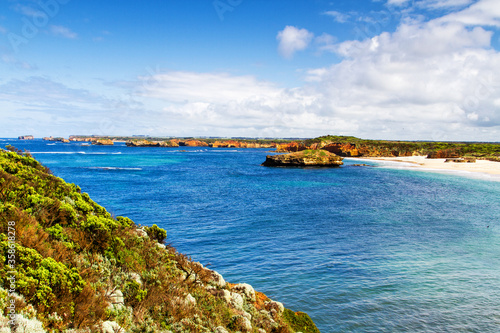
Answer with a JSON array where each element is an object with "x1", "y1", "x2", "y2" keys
[
  {"x1": 126, "y1": 139, "x2": 179, "y2": 147},
  {"x1": 426, "y1": 149, "x2": 461, "y2": 159},
  {"x1": 179, "y1": 140, "x2": 209, "y2": 147},
  {"x1": 262, "y1": 150, "x2": 343, "y2": 167}
]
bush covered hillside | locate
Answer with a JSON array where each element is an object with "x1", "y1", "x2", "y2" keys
[{"x1": 0, "y1": 147, "x2": 320, "y2": 333}]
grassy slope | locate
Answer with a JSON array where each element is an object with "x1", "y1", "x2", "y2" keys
[{"x1": 0, "y1": 148, "x2": 319, "y2": 333}]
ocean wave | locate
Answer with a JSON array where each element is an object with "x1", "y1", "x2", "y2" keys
[
  {"x1": 88, "y1": 167, "x2": 142, "y2": 171},
  {"x1": 31, "y1": 152, "x2": 121, "y2": 155},
  {"x1": 31, "y1": 151, "x2": 87, "y2": 154}
]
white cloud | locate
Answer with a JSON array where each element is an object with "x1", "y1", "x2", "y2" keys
[
  {"x1": 133, "y1": 71, "x2": 357, "y2": 137},
  {"x1": 0, "y1": 25, "x2": 7, "y2": 34},
  {"x1": 1, "y1": 54, "x2": 36, "y2": 70},
  {"x1": 14, "y1": 5, "x2": 46, "y2": 18},
  {"x1": 416, "y1": 0, "x2": 475, "y2": 10},
  {"x1": 323, "y1": 11, "x2": 350, "y2": 23},
  {"x1": 3, "y1": 1, "x2": 500, "y2": 140},
  {"x1": 277, "y1": 26, "x2": 314, "y2": 59},
  {"x1": 436, "y1": 0, "x2": 500, "y2": 26},
  {"x1": 387, "y1": 0, "x2": 412, "y2": 6},
  {"x1": 300, "y1": 0, "x2": 500, "y2": 140},
  {"x1": 50, "y1": 25, "x2": 77, "y2": 39},
  {"x1": 139, "y1": 71, "x2": 281, "y2": 104}
]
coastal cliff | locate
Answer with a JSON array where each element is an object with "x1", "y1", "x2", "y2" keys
[
  {"x1": 276, "y1": 135, "x2": 500, "y2": 161},
  {"x1": 125, "y1": 139, "x2": 277, "y2": 149},
  {"x1": 0, "y1": 147, "x2": 319, "y2": 333}
]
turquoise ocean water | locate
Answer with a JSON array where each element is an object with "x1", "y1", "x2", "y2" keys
[{"x1": 4, "y1": 139, "x2": 500, "y2": 332}]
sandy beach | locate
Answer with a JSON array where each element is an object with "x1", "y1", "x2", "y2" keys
[{"x1": 352, "y1": 156, "x2": 500, "y2": 178}]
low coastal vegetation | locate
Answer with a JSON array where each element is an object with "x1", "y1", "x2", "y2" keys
[
  {"x1": 0, "y1": 147, "x2": 319, "y2": 333},
  {"x1": 278, "y1": 135, "x2": 500, "y2": 161}
]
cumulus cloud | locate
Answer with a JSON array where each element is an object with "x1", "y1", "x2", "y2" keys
[
  {"x1": 3, "y1": 1, "x2": 500, "y2": 140},
  {"x1": 50, "y1": 25, "x2": 77, "y2": 39},
  {"x1": 139, "y1": 71, "x2": 281, "y2": 104},
  {"x1": 301, "y1": 0, "x2": 500, "y2": 140},
  {"x1": 416, "y1": 0, "x2": 475, "y2": 10},
  {"x1": 387, "y1": 0, "x2": 412, "y2": 6},
  {"x1": 436, "y1": 0, "x2": 500, "y2": 26},
  {"x1": 277, "y1": 26, "x2": 314, "y2": 59}
]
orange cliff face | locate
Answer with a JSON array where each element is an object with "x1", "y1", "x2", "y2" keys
[
  {"x1": 322, "y1": 143, "x2": 361, "y2": 157},
  {"x1": 275, "y1": 142, "x2": 307, "y2": 152},
  {"x1": 126, "y1": 140, "x2": 179, "y2": 147},
  {"x1": 210, "y1": 141, "x2": 276, "y2": 148},
  {"x1": 180, "y1": 140, "x2": 209, "y2": 147},
  {"x1": 124, "y1": 139, "x2": 279, "y2": 149},
  {"x1": 276, "y1": 141, "x2": 418, "y2": 157}
]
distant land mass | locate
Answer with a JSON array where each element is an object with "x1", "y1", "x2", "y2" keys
[{"x1": 46, "y1": 135, "x2": 500, "y2": 162}]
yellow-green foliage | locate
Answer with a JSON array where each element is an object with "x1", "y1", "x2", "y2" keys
[
  {"x1": 282, "y1": 309, "x2": 321, "y2": 333},
  {"x1": 144, "y1": 224, "x2": 167, "y2": 243},
  {"x1": 0, "y1": 238, "x2": 84, "y2": 310}
]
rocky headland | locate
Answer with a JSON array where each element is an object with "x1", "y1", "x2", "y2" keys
[
  {"x1": 275, "y1": 135, "x2": 500, "y2": 161},
  {"x1": 125, "y1": 139, "x2": 277, "y2": 149},
  {"x1": 92, "y1": 139, "x2": 114, "y2": 146},
  {"x1": 262, "y1": 150, "x2": 343, "y2": 167},
  {"x1": 0, "y1": 148, "x2": 320, "y2": 333}
]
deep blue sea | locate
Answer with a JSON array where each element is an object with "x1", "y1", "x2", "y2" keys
[{"x1": 4, "y1": 139, "x2": 500, "y2": 332}]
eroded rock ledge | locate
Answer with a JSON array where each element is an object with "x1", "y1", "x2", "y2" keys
[{"x1": 262, "y1": 150, "x2": 343, "y2": 167}]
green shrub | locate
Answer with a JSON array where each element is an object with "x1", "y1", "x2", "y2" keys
[
  {"x1": 282, "y1": 308, "x2": 320, "y2": 333},
  {"x1": 0, "y1": 241, "x2": 84, "y2": 311},
  {"x1": 117, "y1": 216, "x2": 134, "y2": 228},
  {"x1": 46, "y1": 224, "x2": 68, "y2": 242},
  {"x1": 144, "y1": 224, "x2": 167, "y2": 243}
]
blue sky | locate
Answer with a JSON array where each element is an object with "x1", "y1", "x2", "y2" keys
[{"x1": 1, "y1": 0, "x2": 500, "y2": 140}]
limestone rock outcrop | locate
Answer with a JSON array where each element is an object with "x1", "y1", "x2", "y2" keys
[
  {"x1": 262, "y1": 150, "x2": 343, "y2": 167},
  {"x1": 93, "y1": 139, "x2": 114, "y2": 145}
]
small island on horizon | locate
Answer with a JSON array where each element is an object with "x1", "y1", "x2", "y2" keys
[{"x1": 22, "y1": 133, "x2": 500, "y2": 162}]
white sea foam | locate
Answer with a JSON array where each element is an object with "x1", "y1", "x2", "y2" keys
[
  {"x1": 88, "y1": 167, "x2": 142, "y2": 170},
  {"x1": 31, "y1": 151, "x2": 122, "y2": 155},
  {"x1": 31, "y1": 151, "x2": 86, "y2": 154}
]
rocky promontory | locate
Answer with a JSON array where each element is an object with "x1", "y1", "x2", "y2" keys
[
  {"x1": 0, "y1": 148, "x2": 320, "y2": 333},
  {"x1": 92, "y1": 139, "x2": 114, "y2": 145},
  {"x1": 262, "y1": 150, "x2": 343, "y2": 167},
  {"x1": 275, "y1": 135, "x2": 500, "y2": 161}
]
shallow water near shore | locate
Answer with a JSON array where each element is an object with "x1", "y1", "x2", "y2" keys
[{"x1": 6, "y1": 139, "x2": 500, "y2": 332}]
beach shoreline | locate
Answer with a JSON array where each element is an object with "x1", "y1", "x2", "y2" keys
[{"x1": 349, "y1": 156, "x2": 500, "y2": 178}]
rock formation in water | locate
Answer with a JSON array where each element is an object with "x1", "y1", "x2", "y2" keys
[
  {"x1": 262, "y1": 150, "x2": 343, "y2": 167},
  {"x1": 92, "y1": 139, "x2": 114, "y2": 145}
]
